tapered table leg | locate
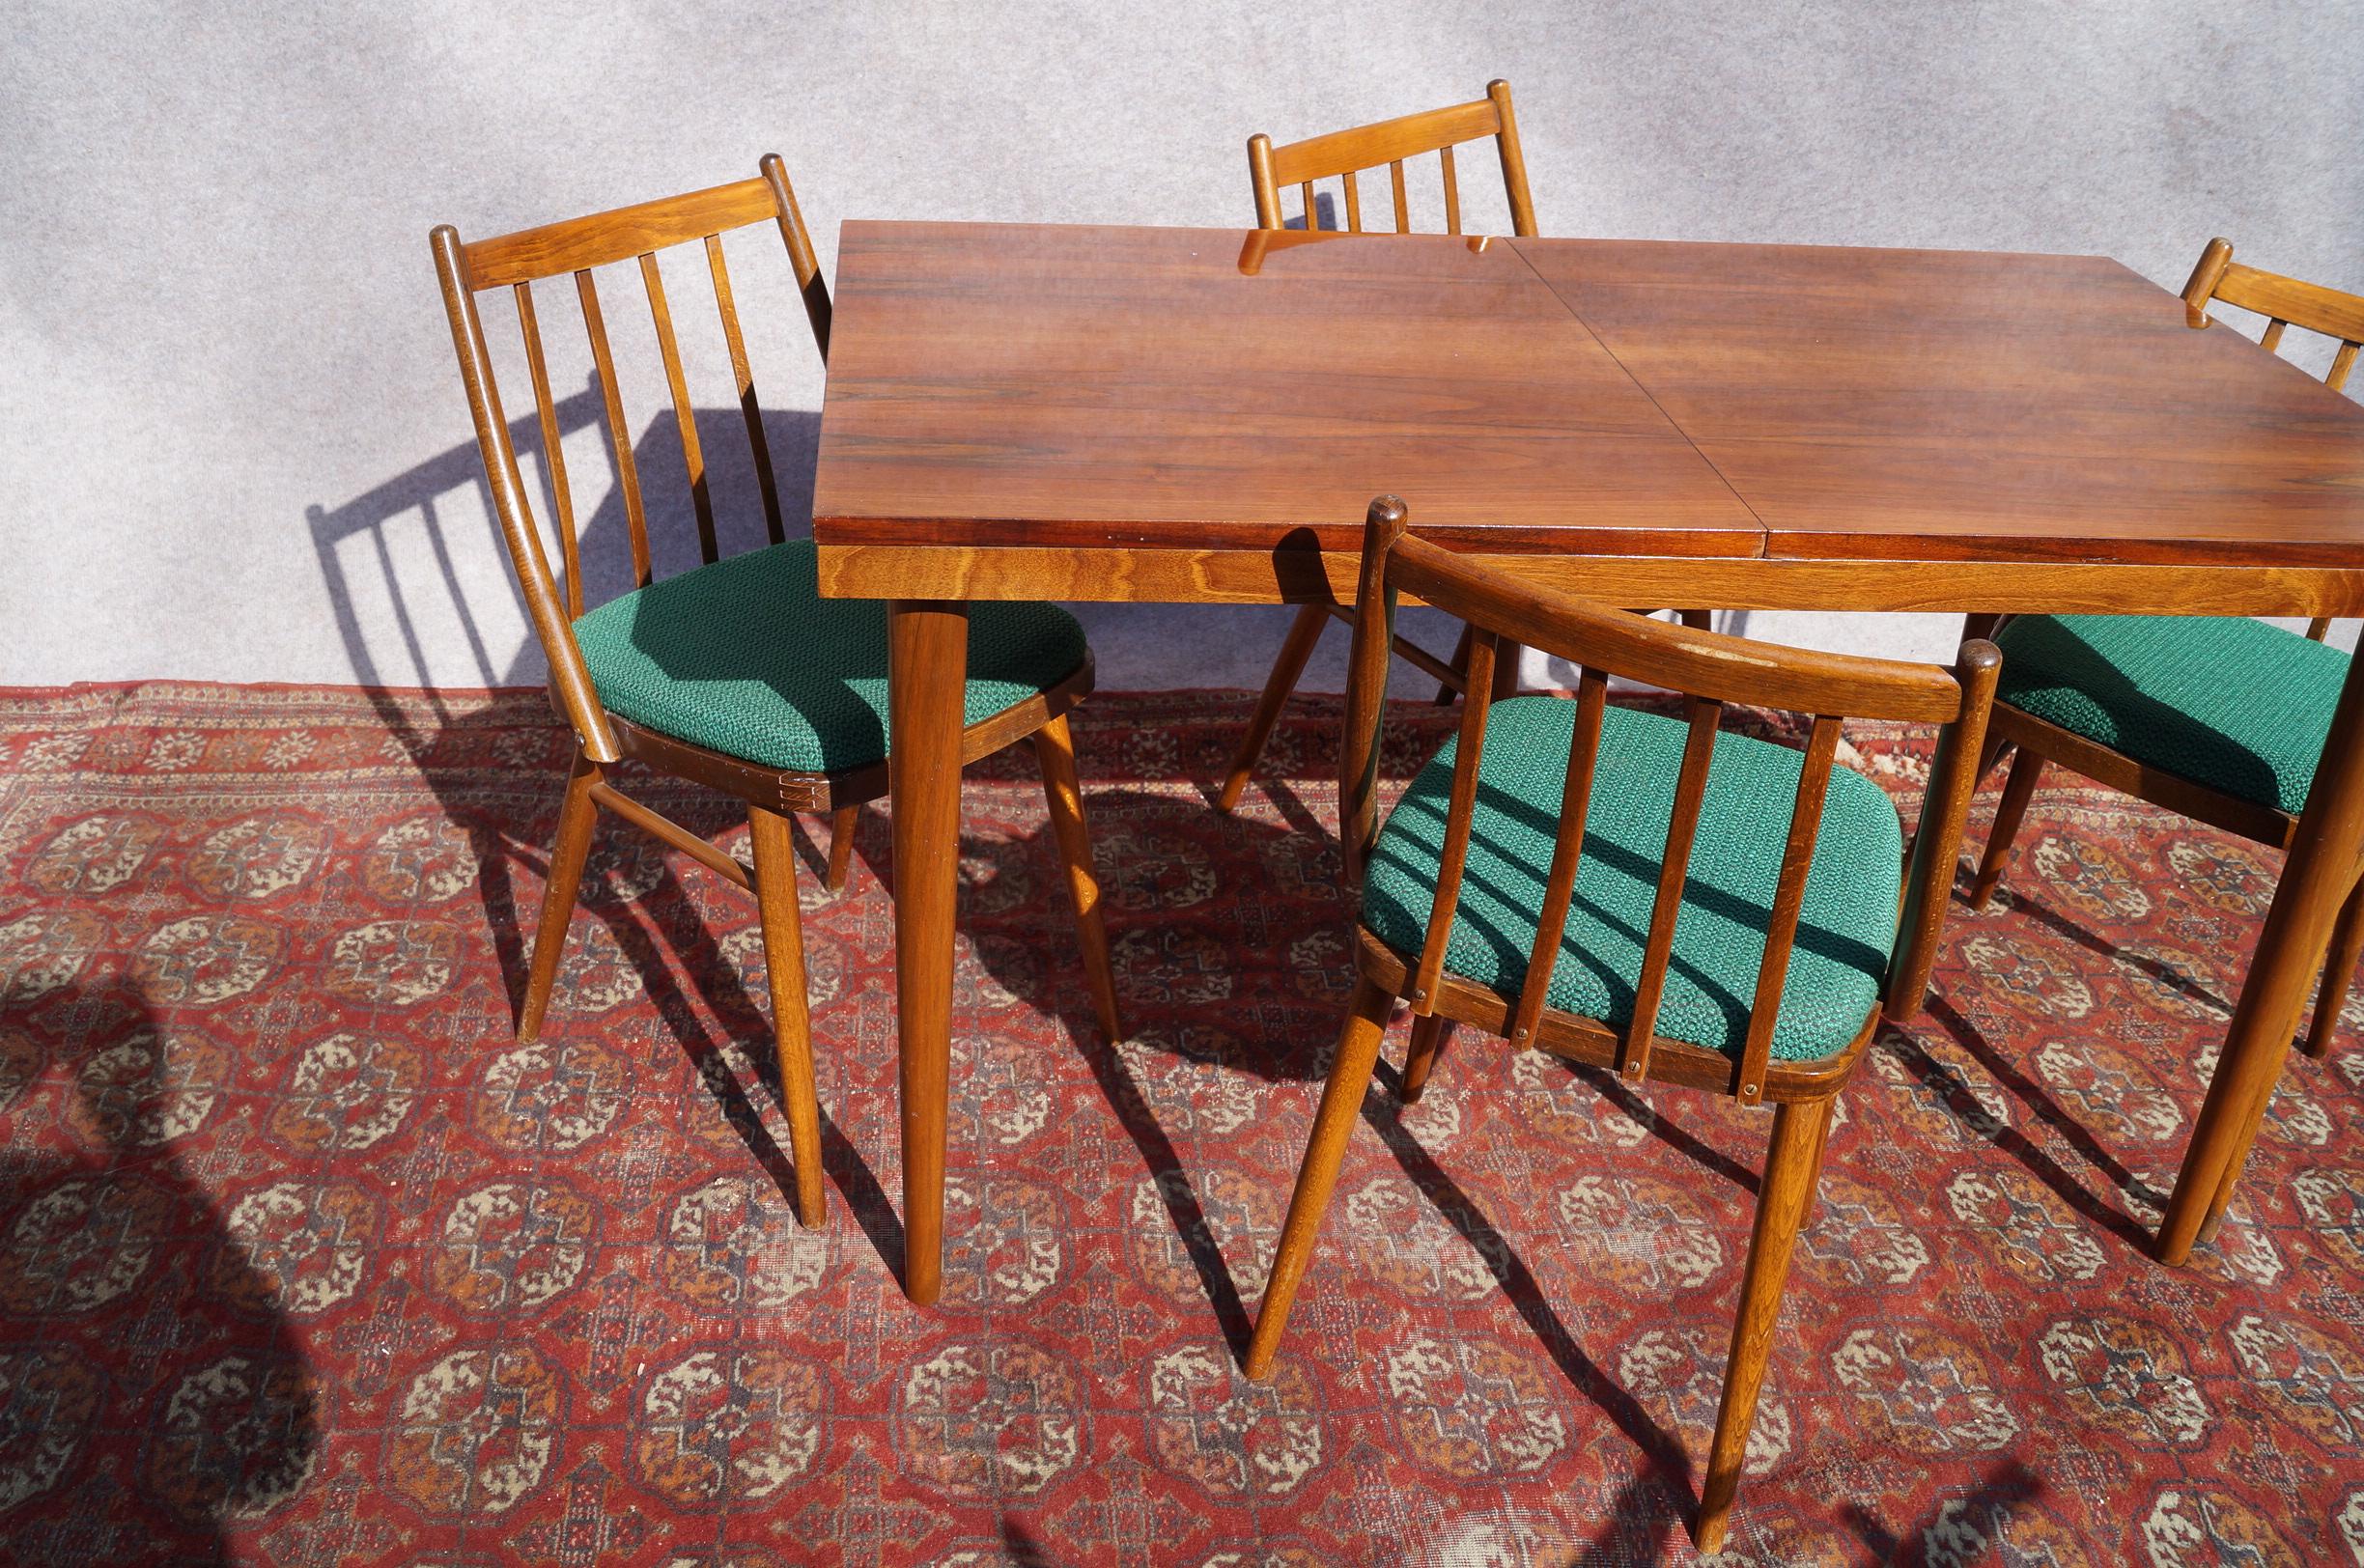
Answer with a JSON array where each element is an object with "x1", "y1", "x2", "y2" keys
[
  {"x1": 2158, "y1": 649, "x2": 2364, "y2": 1263},
  {"x1": 887, "y1": 600, "x2": 970, "y2": 1304}
]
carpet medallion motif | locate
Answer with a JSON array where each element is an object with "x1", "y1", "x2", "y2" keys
[{"x1": 0, "y1": 683, "x2": 2359, "y2": 1564}]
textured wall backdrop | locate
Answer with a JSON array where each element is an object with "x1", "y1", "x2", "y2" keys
[{"x1": 5, "y1": 0, "x2": 2361, "y2": 690}]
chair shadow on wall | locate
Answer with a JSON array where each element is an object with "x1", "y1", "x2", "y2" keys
[
  {"x1": 303, "y1": 372, "x2": 828, "y2": 961},
  {"x1": 306, "y1": 373, "x2": 820, "y2": 696},
  {"x1": 302, "y1": 387, "x2": 886, "y2": 1237},
  {"x1": 1282, "y1": 192, "x2": 1338, "y2": 232}
]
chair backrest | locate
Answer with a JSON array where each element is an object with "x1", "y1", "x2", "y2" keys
[
  {"x1": 429, "y1": 155, "x2": 830, "y2": 762},
  {"x1": 2182, "y1": 238, "x2": 2363, "y2": 391},
  {"x1": 1338, "y1": 497, "x2": 2000, "y2": 1102},
  {"x1": 2183, "y1": 238, "x2": 2364, "y2": 639},
  {"x1": 1248, "y1": 80, "x2": 1536, "y2": 238}
]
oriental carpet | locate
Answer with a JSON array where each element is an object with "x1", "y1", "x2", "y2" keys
[{"x1": 0, "y1": 684, "x2": 2359, "y2": 1565}]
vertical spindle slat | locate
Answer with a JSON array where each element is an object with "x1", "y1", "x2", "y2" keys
[
  {"x1": 1619, "y1": 697, "x2": 1724, "y2": 1082},
  {"x1": 2330, "y1": 341, "x2": 2358, "y2": 391},
  {"x1": 705, "y1": 235, "x2": 785, "y2": 546},
  {"x1": 576, "y1": 267, "x2": 653, "y2": 588},
  {"x1": 1731, "y1": 716, "x2": 1843, "y2": 1102},
  {"x1": 639, "y1": 251, "x2": 718, "y2": 564},
  {"x1": 1342, "y1": 170, "x2": 1363, "y2": 232},
  {"x1": 1412, "y1": 631, "x2": 1499, "y2": 1011},
  {"x1": 2261, "y1": 318, "x2": 2289, "y2": 352},
  {"x1": 1301, "y1": 181, "x2": 1318, "y2": 232},
  {"x1": 1506, "y1": 668, "x2": 1610, "y2": 1047},
  {"x1": 514, "y1": 281, "x2": 583, "y2": 618},
  {"x1": 1390, "y1": 160, "x2": 1410, "y2": 232},
  {"x1": 1439, "y1": 145, "x2": 1460, "y2": 235}
]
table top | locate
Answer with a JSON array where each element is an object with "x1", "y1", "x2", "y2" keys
[{"x1": 812, "y1": 221, "x2": 2364, "y2": 580}]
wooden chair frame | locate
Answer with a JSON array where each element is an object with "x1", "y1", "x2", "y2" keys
[
  {"x1": 431, "y1": 156, "x2": 1120, "y2": 1228},
  {"x1": 1249, "y1": 79, "x2": 1536, "y2": 238},
  {"x1": 1970, "y1": 238, "x2": 2364, "y2": 1082},
  {"x1": 1246, "y1": 496, "x2": 1999, "y2": 1553},
  {"x1": 1216, "y1": 79, "x2": 1711, "y2": 814}
]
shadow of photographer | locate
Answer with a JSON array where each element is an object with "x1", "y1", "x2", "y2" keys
[{"x1": 0, "y1": 979, "x2": 318, "y2": 1560}]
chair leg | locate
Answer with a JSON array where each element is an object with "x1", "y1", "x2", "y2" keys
[
  {"x1": 1032, "y1": 713, "x2": 1123, "y2": 1043},
  {"x1": 1436, "y1": 624, "x2": 1473, "y2": 704},
  {"x1": 2194, "y1": 861, "x2": 2364, "y2": 1246},
  {"x1": 2302, "y1": 865, "x2": 2364, "y2": 1059},
  {"x1": 1217, "y1": 603, "x2": 1331, "y2": 814},
  {"x1": 1696, "y1": 1094, "x2": 1834, "y2": 1554},
  {"x1": 824, "y1": 804, "x2": 858, "y2": 893},
  {"x1": 1245, "y1": 977, "x2": 1393, "y2": 1379},
  {"x1": 1968, "y1": 748, "x2": 2044, "y2": 911},
  {"x1": 1801, "y1": 1090, "x2": 1838, "y2": 1222},
  {"x1": 1491, "y1": 637, "x2": 1524, "y2": 700},
  {"x1": 1399, "y1": 1012, "x2": 1452, "y2": 1103},
  {"x1": 747, "y1": 804, "x2": 827, "y2": 1228},
  {"x1": 517, "y1": 749, "x2": 602, "y2": 1043}
]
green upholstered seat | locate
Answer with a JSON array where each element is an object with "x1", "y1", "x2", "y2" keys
[
  {"x1": 1362, "y1": 697, "x2": 1903, "y2": 1063},
  {"x1": 570, "y1": 542, "x2": 1089, "y2": 774},
  {"x1": 1994, "y1": 614, "x2": 2349, "y2": 818}
]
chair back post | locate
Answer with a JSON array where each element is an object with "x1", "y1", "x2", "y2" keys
[
  {"x1": 1883, "y1": 638, "x2": 2003, "y2": 1019},
  {"x1": 1340, "y1": 495, "x2": 1410, "y2": 879},
  {"x1": 1485, "y1": 79, "x2": 1537, "y2": 238},
  {"x1": 759, "y1": 153, "x2": 832, "y2": 359},
  {"x1": 2181, "y1": 236, "x2": 2234, "y2": 329},
  {"x1": 1247, "y1": 134, "x2": 1284, "y2": 230},
  {"x1": 430, "y1": 224, "x2": 620, "y2": 761}
]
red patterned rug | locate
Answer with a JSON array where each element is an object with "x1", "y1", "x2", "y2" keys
[{"x1": 1, "y1": 683, "x2": 2360, "y2": 1566}]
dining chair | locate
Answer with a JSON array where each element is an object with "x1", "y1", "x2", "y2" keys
[
  {"x1": 1216, "y1": 79, "x2": 1709, "y2": 814},
  {"x1": 1968, "y1": 239, "x2": 2364, "y2": 1067},
  {"x1": 431, "y1": 156, "x2": 1123, "y2": 1229},
  {"x1": 1246, "y1": 497, "x2": 1999, "y2": 1553}
]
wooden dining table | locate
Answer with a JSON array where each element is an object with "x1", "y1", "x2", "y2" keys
[{"x1": 807, "y1": 219, "x2": 2364, "y2": 1305}]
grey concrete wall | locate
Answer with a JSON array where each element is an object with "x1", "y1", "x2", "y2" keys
[{"x1": 5, "y1": 1, "x2": 2361, "y2": 691}]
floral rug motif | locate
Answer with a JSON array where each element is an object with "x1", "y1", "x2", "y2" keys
[{"x1": 0, "y1": 682, "x2": 2360, "y2": 1565}]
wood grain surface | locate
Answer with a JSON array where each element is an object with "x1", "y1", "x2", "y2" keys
[
  {"x1": 1526, "y1": 238, "x2": 2364, "y2": 566},
  {"x1": 814, "y1": 223, "x2": 1760, "y2": 558},
  {"x1": 813, "y1": 222, "x2": 2364, "y2": 595}
]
